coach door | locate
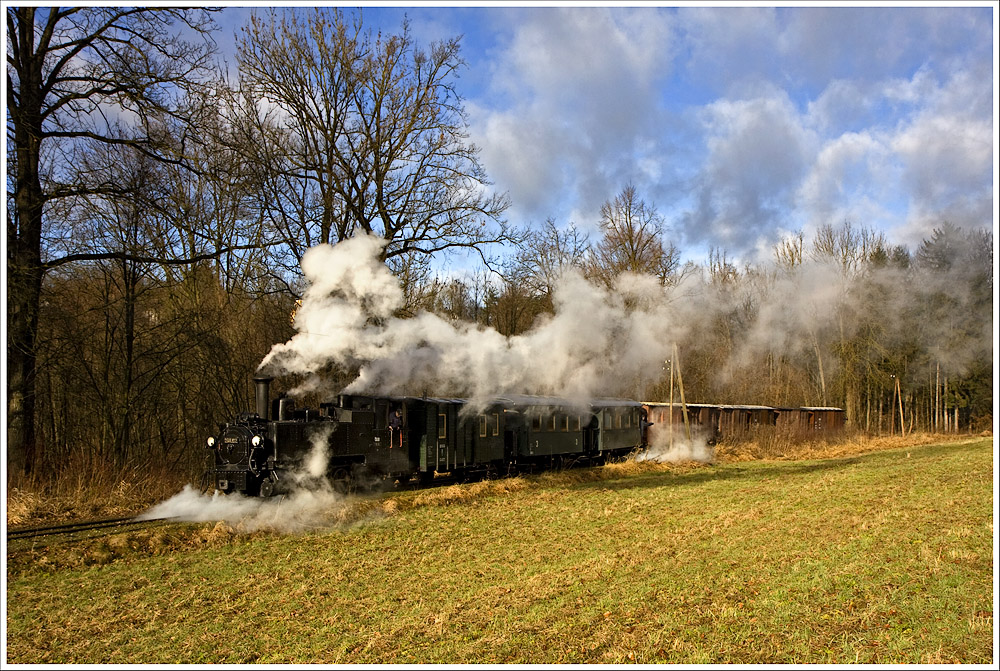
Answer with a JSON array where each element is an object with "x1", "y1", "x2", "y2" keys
[
  {"x1": 429, "y1": 404, "x2": 446, "y2": 471},
  {"x1": 503, "y1": 427, "x2": 517, "y2": 461},
  {"x1": 427, "y1": 402, "x2": 459, "y2": 472},
  {"x1": 582, "y1": 414, "x2": 599, "y2": 455}
]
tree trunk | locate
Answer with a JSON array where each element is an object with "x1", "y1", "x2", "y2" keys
[{"x1": 8, "y1": 62, "x2": 45, "y2": 475}]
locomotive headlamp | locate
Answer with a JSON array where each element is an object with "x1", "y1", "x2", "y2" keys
[
  {"x1": 251, "y1": 435, "x2": 263, "y2": 447},
  {"x1": 206, "y1": 436, "x2": 216, "y2": 449}
]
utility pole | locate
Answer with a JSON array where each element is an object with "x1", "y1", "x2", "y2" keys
[
  {"x1": 896, "y1": 376, "x2": 905, "y2": 437},
  {"x1": 673, "y1": 343, "x2": 692, "y2": 442},
  {"x1": 666, "y1": 358, "x2": 674, "y2": 450}
]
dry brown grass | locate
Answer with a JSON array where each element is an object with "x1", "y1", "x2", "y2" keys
[
  {"x1": 714, "y1": 429, "x2": 985, "y2": 463},
  {"x1": 6, "y1": 461, "x2": 197, "y2": 526},
  {"x1": 375, "y1": 458, "x2": 723, "y2": 518},
  {"x1": 5, "y1": 519, "x2": 256, "y2": 576}
]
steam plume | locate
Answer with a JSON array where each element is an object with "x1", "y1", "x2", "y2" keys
[
  {"x1": 138, "y1": 425, "x2": 351, "y2": 533},
  {"x1": 260, "y1": 229, "x2": 989, "y2": 418},
  {"x1": 637, "y1": 429, "x2": 715, "y2": 464},
  {"x1": 259, "y1": 233, "x2": 685, "y2": 402}
]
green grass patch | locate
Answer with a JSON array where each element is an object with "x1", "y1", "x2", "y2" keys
[{"x1": 6, "y1": 439, "x2": 993, "y2": 664}]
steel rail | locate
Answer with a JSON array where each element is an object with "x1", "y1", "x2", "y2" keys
[{"x1": 7, "y1": 516, "x2": 177, "y2": 541}]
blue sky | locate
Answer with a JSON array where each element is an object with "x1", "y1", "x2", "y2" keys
[{"x1": 214, "y1": 2, "x2": 996, "y2": 265}]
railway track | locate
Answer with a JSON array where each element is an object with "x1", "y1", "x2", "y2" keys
[
  {"x1": 8, "y1": 463, "x2": 593, "y2": 543},
  {"x1": 7, "y1": 515, "x2": 178, "y2": 542},
  {"x1": 5, "y1": 479, "x2": 451, "y2": 542}
]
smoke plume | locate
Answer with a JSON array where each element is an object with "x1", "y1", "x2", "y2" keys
[
  {"x1": 260, "y1": 228, "x2": 991, "y2": 417},
  {"x1": 637, "y1": 429, "x2": 715, "y2": 464},
  {"x1": 138, "y1": 425, "x2": 352, "y2": 533},
  {"x1": 259, "y1": 233, "x2": 688, "y2": 402}
]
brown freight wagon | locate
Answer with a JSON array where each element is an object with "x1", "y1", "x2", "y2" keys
[
  {"x1": 800, "y1": 407, "x2": 845, "y2": 432},
  {"x1": 643, "y1": 402, "x2": 845, "y2": 445},
  {"x1": 775, "y1": 406, "x2": 845, "y2": 437},
  {"x1": 715, "y1": 405, "x2": 777, "y2": 440},
  {"x1": 642, "y1": 402, "x2": 725, "y2": 445}
]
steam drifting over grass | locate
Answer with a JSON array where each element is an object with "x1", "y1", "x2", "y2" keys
[
  {"x1": 139, "y1": 425, "x2": 348, "y2": 533},
  {"x1": 638, "y1": 429, "x2": 715, "y2": 464},
  {"x1": 136, "y1": 485, "x2": 352, "y2": 534}
]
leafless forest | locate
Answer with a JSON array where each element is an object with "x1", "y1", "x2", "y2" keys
[{"x1": 7, "y1": 8, "x2": 993, "y2": 492}]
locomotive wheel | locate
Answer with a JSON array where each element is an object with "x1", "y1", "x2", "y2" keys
[
  {"x1": 331, "y1": 468, "x2": 352, "y2": 494},
  {"x1": 351, "y1": 464, "x2": 384, "y2": 492},
  {"x1": 259, "y1": 478, "x2": 274, "y2": 498}
]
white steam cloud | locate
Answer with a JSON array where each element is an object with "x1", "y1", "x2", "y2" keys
[
  {"x1": 259, "y1": 233, "x2": 688, "y2": 402},
  {"x1": 259, "y1": 229, "x2": 989, "y2": 423},
  {"x1": 637, "y1": 428, "x2": 715, "y2": 464},
  {"x1": 139, "y1": 425, "x2": 352, "y2": 533}
]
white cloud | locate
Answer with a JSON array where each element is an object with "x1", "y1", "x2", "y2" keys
[
  {"x1": 679, "y1": 52, "x2": 993, "y2": 261},
  {"x1": 458, "y1": 5, "x2": 993, "y2": 258},
  {"x1": 806, "y1": 79, "x2": 879, "y2": 133},
  {"x1": 882, "y1": 64, "x2": 993, "y2": 245},
  {"x1": 795, "y1": 130, "x2": 895, "y2": 234},
  {"x1": 678, "y1": 7, "x2": 782, "y2": 95},
  {"x1": 892, "y1": 113, "x2": 993, "y2": 244},
  {"x1": 679, "y1": 93, "x2": 816, "y2": 257},
  {"x1": 467, "y1": 7, "x2": 676, "y2": 230}
]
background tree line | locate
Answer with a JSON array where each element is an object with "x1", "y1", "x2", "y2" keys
[{"x1": 7, "y1": 7, "x2": 993, "y2": 489}]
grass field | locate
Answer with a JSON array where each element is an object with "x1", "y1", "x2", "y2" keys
[{"x1": 5, "y1": 437, "x2": 995, "y2": 664}]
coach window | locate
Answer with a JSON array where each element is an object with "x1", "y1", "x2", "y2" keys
[
  {"x1": 438, "y1": 413, "x2": 447, "y2": 439},
  {"x1": 480, "y1": 415, "x2": 487, "y2": 438},
  {"x1": 532, "y1": 415, "x2": 541, "y2": 431},
  {"x1": 492, "y1": 413, "x2": 500, "y2": 436}
]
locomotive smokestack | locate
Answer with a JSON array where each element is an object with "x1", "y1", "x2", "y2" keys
[{"x1": 254, "y1": 377, "x2": 273, "y2": 420}]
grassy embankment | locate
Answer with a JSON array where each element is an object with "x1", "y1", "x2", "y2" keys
[{"x1": 5, "y1": 435, "x2": 994, "y2": 664}]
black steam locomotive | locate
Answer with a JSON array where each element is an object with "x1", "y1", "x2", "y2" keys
[{"x1": 206, "y1": 377, "x2": 647, "y2": 497}]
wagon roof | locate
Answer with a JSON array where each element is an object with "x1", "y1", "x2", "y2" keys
[
  {"x1": 490, "y1": 394, "x2": 641, "y2": 409},
  {"x1": 714, "y1": 404, "x2": 776, "y2": 410},
  {"x1": 387, "y1": 394, "x2": 641, "y2": 409}
]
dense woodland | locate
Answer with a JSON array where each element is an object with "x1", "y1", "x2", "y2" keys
[{"x1": 7, "y1": 8, "x2": 994, "y2": 488}]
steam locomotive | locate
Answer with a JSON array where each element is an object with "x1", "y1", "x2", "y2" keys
[{"x1": 206, "y1": 377, "x2": 647, "y2": 497}]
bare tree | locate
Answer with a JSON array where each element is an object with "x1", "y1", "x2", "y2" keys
[
  {"x1": 6, "y1": 6, "x2": 221, "y2": 475},
  {"x1": 810, "y1": 220, "x2": 888, "y2": 274},
  {"x1": 586, "y1": 184, "x2": 679, "y2": 288},
  {"x1": 234, "y1": 7, "x2": 513, "y2": 289},
  {"x1": 510, "y1": 218, "x2": 590, "y2": 309},
  {"x1": 773, "y1": 231, "x2": 804, "y2": 270}
]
